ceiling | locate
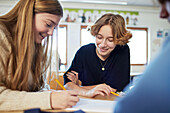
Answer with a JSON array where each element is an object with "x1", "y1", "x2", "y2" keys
[
  {"x1": 58, "y1": 0, "x2": 160, "y2": 7},
  {"x1": 0, "y1": 0, "x2": 160, "y2": 7}
]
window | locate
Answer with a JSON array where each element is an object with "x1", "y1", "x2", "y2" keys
[
  {"x1": 45, "y1": 25, "x2": 67, "y2": 85},
  {"x1": 81, "y1": 26, "x2": 148, "y2": 65},
  {"x1": 127, "y1": 27, "x2": 148, "y2": 65},
  {"x1": 58, "y1": 25, "x2": 67, "y2": 71},
  {"x1": 81, "y1": 25, "x2": 95, "y2": 46}
]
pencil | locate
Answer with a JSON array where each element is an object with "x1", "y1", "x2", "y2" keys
[
  {"x1": 55, "y1": 79, "x2": 66, "y2": 90},
  {"x1": 111, "y1": 91, "x2": 119, "y2": 96}
]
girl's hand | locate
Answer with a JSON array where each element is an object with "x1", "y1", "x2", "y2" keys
[
  {"x1": 50, "y1": 90, "x2": 79, "y2": 109},
  {"x1": 66, "y1": 70, "x2": 79, "y2": 85},
  {"x1": 84, "y1": 84, "x2": 117, "y2": 97}
]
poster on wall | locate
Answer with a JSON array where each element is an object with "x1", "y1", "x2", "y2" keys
[
  {"x1": 164, "y1": 29, "x2": 170, "y2": 38},
  {"x1": 62, "y1": 8, "x2": 139, "y2": 25},
  {"x1": 157, "y1": 29, "x2": 170, "y2": 38},
  {"x1": 157, "y1": 30, "x2": 163, "y2": 38}
]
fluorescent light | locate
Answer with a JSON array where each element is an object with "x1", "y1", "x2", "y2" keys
[
  {"x1": 59, "y1": 0, "x2": 127, "y2": 5},
  {"x1": 82, "y1": 1, "x2": 127, "y2": 5}
]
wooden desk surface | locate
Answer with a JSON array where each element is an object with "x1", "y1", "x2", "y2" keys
[{"x1": 1, "y1": 94, "x2": 117, "y2": 113}]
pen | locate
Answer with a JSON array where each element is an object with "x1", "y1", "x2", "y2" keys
[
  {"x1": 55, "y1": 78, "x2": 66, "y2": 90},
  {"x1": 111, "y1": 91, "x2": 119, "y2": 96}
]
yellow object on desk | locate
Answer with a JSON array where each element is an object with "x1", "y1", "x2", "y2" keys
[
  {"x1": 111, "y1": 91, "x2": 119, "y2": 96},
  {"x1": 55, "y1": 79, "x2": 66, "y2": 90}
]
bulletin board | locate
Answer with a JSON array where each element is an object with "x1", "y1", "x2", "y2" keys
[{"x1": 62, "y1": 8, "x2": 139, "y2": 25}]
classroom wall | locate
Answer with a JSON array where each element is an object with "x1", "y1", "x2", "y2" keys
[
  {"x1": 60, "y1": 2, "x2": 170, "y2": 74},
  {"x1": 0, "y1": 1, "x2": 170, "y2": 74}
]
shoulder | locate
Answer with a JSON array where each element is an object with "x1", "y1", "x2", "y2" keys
[
  {"x1": 117, "y1": 44, "x2": 129, "y2": 48},
  {"x1": 0, "y1": 23, "x2": 12, "y2": 81},
  {"x1": 78, "y1": 43, "x2": 95, "y2": 52},
  {"x1": 0, "y1": 23, "x2": 11, "y2": 41},
  {"x1": 0, "y1": 23, "x2": 12, "y2": 55},
  {"x1": 80, "y1": 43, "x2": 95, "y2": 49},
  {"x1": 116, "y1": 44, "x2": 129, "y2": 52},
  {"x1": 75, "y1": 43, "x2": 95, "y2": 57},
  {"x1": 111, "y1": 44, "x2": 130, "y2": 57}
]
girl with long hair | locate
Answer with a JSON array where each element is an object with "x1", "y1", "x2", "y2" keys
[{"x1": 0, "y1": 0, "x2": 79, "y2": 110}]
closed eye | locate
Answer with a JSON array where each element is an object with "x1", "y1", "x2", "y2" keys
[
  {"x1": 47, "y1": 24, "x2": 52, "y2": 27},
  {"x1": 96, "y1": 35, "x2": 103, "y2": 39},
  {"x1": 108, "y1": 38, "x2": 114, "y2": 42}
]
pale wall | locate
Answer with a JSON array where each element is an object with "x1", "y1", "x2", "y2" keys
[
  {"x1": 60, "y1": 2, "x2": 170, "y2": 74},
  {"x1": 0, "y1": 1, "x2": 170, "y2": 74}
]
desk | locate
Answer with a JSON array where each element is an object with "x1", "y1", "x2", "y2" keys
[
  {"x1": 1, "y1": 94, "x2": 117, "y2": 113},
  {"x1": 90, "y1": 94, "x2": 117, "y2": 101}
]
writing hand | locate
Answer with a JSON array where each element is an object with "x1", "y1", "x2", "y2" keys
[
  {"x1": 50, "y1": 90, "x2": 79, "y2": 109},
  {"x1": 85, "y1": 84, "x2": 117, "y2": 97}
]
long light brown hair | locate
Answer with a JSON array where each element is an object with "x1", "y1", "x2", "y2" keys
[
  {"x1": 91, "y1": 13, "x2": 132, "y2": 45},
  {"x1": 0, "y1": 0, "x2": 63, "y2": 91}
]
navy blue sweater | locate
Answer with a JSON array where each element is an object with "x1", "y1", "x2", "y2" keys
[{"x1": 64, "y1": 43, "x2": 130, "y2": 91}]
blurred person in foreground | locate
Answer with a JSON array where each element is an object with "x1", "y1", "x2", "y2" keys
[{"x1": 114, "y1": 0, "x2": 170, "y2": 113}]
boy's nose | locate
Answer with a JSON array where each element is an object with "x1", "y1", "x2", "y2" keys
[{"x1": 160, "y1": 4, "x2": 169, "y2": 18}]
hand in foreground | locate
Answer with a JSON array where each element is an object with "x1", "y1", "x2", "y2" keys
[
  {"x1": 83, "y1": 84, "x2": 117, "y2": 98},
  {"x1": 50, "y1": 90, "x2": 79, "y2": 109},
  {"x1": 66, "y1": 70, "x2": 79, "y2": 85}
]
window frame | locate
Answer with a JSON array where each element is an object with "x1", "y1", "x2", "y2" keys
[
  {"x1": 80, "y1": 25, "x2": 148, "y2": 66},
  {"x1": 127, "y1": 27, "x2": 148, "y2": 66},
  {"x1": 80, "y1": 25, "x2": 88, "y2": 46},
  {"x1": 58, "y1": 24, "x2": 68, "y2": 65}
]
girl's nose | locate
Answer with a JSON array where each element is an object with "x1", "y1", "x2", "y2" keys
[
  {"x1": 47, "y1": 28, "x2": 54, "y2": 36},
  {"x1": 100, "y1": 39, "x2": 107, "y2": 47}
]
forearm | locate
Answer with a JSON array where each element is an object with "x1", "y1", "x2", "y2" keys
[
  {"x1": 64, "y1": 82, "x2": 90, "y2": 96},
  {"x1": 64, "y1": 82, "x2": 97, "y2": 90},
  {"x1": 0, "y1": 86, "x2": 51, "y2": 111},
  {"x1": 65, "y1": 82, "x2": 86, "y2": 91},
  {"x1": 80, "y1": 85, "x2": 97, "y2": 90}
]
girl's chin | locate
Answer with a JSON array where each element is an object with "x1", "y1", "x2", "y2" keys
[
  {"x1": 100, "y1": 50, "x2": 107, "y2": 53},
  {"x1": 98, "y1": 52, "x2": 107, "y2": 56},
  {"x1": 98, "y1": 51, "x2": 111, "y2": 58}
]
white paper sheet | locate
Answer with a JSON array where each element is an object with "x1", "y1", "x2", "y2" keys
[{"x1": 66, "y1": 98, "x2": 117, "y2": 113}]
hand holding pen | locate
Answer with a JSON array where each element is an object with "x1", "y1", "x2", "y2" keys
[
  {"x1": 51, "y1": 90, "x2": 79, "y2": 109},
  {"x1": 49, "y1": 72, "x2": 79, "y2": 109}
]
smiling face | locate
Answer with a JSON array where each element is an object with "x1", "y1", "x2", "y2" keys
[
  {"x1": 95, "y1": 25, "x2": 116, "y2": 60},
  {"x1": 33, "y1": 13, "x2": 61, "y2": 44}
]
